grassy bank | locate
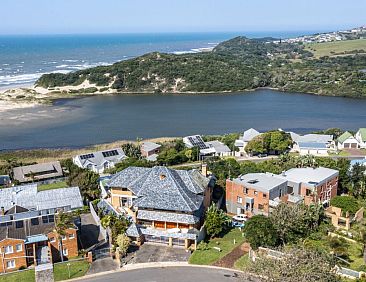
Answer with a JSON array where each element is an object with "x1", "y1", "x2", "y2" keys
[
  {"x1": 0, "y1": 137, "x2": 177, "y2": 165},
  {"x1": 306, "y1": 39, "x2": 366, "y2": 58},
  {"x1": 38, "y1": 181, "x2": 68, "y2": 191},
  {"x1": 189, "y1": 228, "x2": 245, "y2": 265}
]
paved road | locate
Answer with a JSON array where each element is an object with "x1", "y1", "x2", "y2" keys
[{"x1": 78, "y1": 266, "x2": 256, "y2": 282}]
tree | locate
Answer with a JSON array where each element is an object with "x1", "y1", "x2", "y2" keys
[
  {"x1": 116, "y1": 234, "x2": 130, "y2": 257},
  {"x1": 243, "y1": 215, "x2": 279, "y2": 249},
  {"x1": 244, "y1": 246, "x2": 339, "y2": 282},
  {"x1": 54, "y1": 210, "x2": 74, "y2": 262},
  {"x1": 122, "y1": 143, "x2": 141, "y2": 159},
  {"x1": 349, "y1": 163, "x2": 366, "y2": 198},
  {"x1": 330, "y1": 196, "x2": 360, "y2": 215},
  {"x1": 270, "y1": 203, "x2": 324, "y2": 245},
  {"x1": 205, "y1": 204, "x2": 229, "y2": 238}
]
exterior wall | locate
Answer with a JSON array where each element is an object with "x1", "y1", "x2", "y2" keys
[
  {"x1": 338, "y1": 137, "x2": 360, "y2": 150},
  {"x1": 141, "y1": 148, "x2": 160, "y2": 157},
  {"x1": 47, "y1": 228, "x2": 78, "y2": 262},
  {"x1": 110, "y1": 188, "x2": 135, "y2": 210},
  {"x1": 299, "y1": 148, "x2": 328, "y2": 156},
  {"x1": 299, "y1": 175, "x2": 338, "y2": 205},
  {"x1": 226, "y1": 180, "x2": 271, "y2": 216},
  {"x1": 356, "y1": 131, "x2": 366, "y2": 148},
  {"x1": 0, "y1": 238, "x2": 27, "y2": 273}
]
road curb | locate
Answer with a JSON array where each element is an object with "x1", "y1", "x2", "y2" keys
[{"x1": 63, "y1": 262, "x2": 247, "y2": 281}]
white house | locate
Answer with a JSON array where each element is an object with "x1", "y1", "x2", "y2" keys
[
  {"x1": 289, "y1": 132, "x2": 333, "y2": 156},
  {"x1": 234, "y1": 128, "x2": 261, "y2": 157},
  {"x1": 200, "y1": 140, "x2": 231, "y2": 157},
  {"x1": 337, "y1": 132, "x2": 359, "y2": 150},
  {"x1": 355, "y1": 128, "x2": 366, "y2": 149},
  {"x1": 73, "y1": 148, "x2": 127, "y2": 174}
]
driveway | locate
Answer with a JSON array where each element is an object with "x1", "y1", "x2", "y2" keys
[
  {"x1": 79, "y1": 213, "x2": 104, "y2": 250},
  {"x1": 87, "y1": 257, "x2": 119, "y2": 275},
  {"x1": 78, "y1": 266, "x2": 258, "y2": 282},
  {"x1": 125, "y1": 244, "x2": 191, "y2": 264}
]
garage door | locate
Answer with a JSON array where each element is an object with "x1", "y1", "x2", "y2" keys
[
  {"x1": 172, "y1": 238, "x2": 185, "y2": 246},
  {"x1": 351, "y1": 143, "x2": 357, "y2": 148},
  {"x1": 344, "y1": 143, "x2": 350, "y2": 148}
]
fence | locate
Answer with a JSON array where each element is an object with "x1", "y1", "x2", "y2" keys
[{"x1": 336, "y1": 266, "x2": 365, "y2": 279}]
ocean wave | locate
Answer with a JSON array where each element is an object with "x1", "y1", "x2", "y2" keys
[
  {"x1": 0, "y1": 73, "x2": 45, "y2": 85},
  {"x1": 63, "y1": 59, "x2": 79, "y2": 62},
  {"x1": 55, "y1": 64, "x2": 69, "y2": 68}
]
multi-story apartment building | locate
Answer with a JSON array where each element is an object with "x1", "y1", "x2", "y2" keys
[
  {"x1": 0, "y1": 184, "x2": 83, "y2": 273},
  {"x1": 226, "y1": 167, "x2": 339, "y2": 216}
]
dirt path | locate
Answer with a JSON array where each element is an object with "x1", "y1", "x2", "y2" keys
[{"x1": 213, "y1": 243, "x2": 250, "y2": 268}]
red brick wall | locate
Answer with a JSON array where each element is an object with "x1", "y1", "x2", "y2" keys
[
  {"x1": 300, "y1": 175, "x2": 338, "y2": 205},
  {"x1": 48, "y1": 228, "x2": 78, "y2": 262},
  {"x1": 226, "y1": 179, "x2": 270, "y2": 214},
  {"x1": 0, "y1": 238, "x2": 27, "y2": 273}
]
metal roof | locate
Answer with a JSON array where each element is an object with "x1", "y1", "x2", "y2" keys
[
  {"x1": 298, "y1": 142, "x2": 328, "y2": 149},
  {"x1": 233, "y1": 173, "x2": 287, "y2": 193},
  {"x1": 280, "y1": 167, "x2": 339, "y2": 185},
  {"x1": 12, "y1": 161, "x2": 63, "y2": 183},
  {"x1": 141, "y1": 142, "x2": 161, "y2": 153}
]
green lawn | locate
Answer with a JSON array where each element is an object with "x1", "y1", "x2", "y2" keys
[
  {"x1": 38, "y1": 181, "x2": 68, "y2": 191},
  {"x1": 189, "y1": 228, "x2": 245, "y2": 265},
  {"x1": 234, "y1": 254, "x2": 251, "y2": 270},
  {"x1": 305, "y1": 39, "x2": 366, "y2": 58},
  {"x1": 54, "y1": 260, "x2": 90, "y2": 281},
  {"x1": 0, "y1": 269, "x2": 35, "y2": 282},
  {"x1": 328, "y1": 150, "x2": 351, "y2": 157}
]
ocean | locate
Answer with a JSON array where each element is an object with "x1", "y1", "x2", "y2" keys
[{"x1": 0, "y1": 31, "x2": 317, "y2": 88}]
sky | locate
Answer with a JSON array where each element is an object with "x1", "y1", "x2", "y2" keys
[{"x1": 1, "y1": 0, "x2": 365, "y2": 35}]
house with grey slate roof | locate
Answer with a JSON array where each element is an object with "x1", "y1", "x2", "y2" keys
[
  {"x1": 106, "y1": 166, "x2": 214, "y2": 249},
  {"x1": 73, "y1": 148, "x2": 126, "y2": 174}
]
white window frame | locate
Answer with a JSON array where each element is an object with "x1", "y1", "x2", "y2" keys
[
  {"x1": 5, "y1": 245, "x2": 13, "y2": 254},
  {"x1": 69, "y1": 233, "x2": 75, "y2": 239},
  {"x1": 50, "y1": 237, "x2": 56, "y2": 243},
  {"x1": 61, "y1": 235, "x2": 67, "y2": 241},
  {"x1": 6, "y1": 260, "x2": 15, "y2": 269},
  {"x1": 62, "y1": 248, "x2": 68, "y2": 256},
  {"x1": 237, "y1": 196, "x2": 243, "y2": 204},
  {"x1": 16, "y1": 243, "x2": 22, "y2": 252}
]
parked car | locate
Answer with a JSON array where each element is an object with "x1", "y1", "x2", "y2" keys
[
  {"x1": 232, "y1": 214, "x2": 248, "y2": 222},
  {"x1": 232, "y1": 221, "x2": 245, "y2": 228},
  {"x1": 257, "y1": 153, "x2": 268, "y2": 158}
]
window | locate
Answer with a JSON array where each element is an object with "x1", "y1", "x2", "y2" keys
[
  {"x1": 244, "y1": 188, "x2": 249, "y2": 194},
  {"x1": 306, "y1": 189, "x2": 312, "y2": 196},
  {"x1": 50, "y1": 237, "x2": 56, "y2": 243},
  {"x1": 61, "y1": 235, "x2": 67, "y2": 241},
  {"x1": 31, "y1": 218, "x2": 39, "y2": 226},
  {"x1": 254, "y1": 191, "x2": 258, "y2": 196},
  {"x1": 287, "y1": 186, "x2": 293, "y2": 194},
  {"x1": 69, "y1": 233, "x2": 75, "y2": 239},
  {"x1": 62, "y1": 248, "x2": 68, "y2": 256},
  {"x1": 16, "y1": 244, "x2": 22, "y2": 252},
  {"x1": 258, "y1": 204, "x2": 264, "y2": 210},
  {"x1": 6, "y1": 260, "x2": 15, "y2": 269},
  {"x1": 263, "y1": 193, "x2": 267, "y2": 198},
  {"x1": 5, "y1": 245, "x2": 13, "y2": 254},
  {"x1": 237, "y1": 196, "x2": 243, "y2": 204},
  {"x1": 15, "y1": 221, "x2": 24, "y2": 229}
]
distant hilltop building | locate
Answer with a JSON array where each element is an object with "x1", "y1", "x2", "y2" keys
[
  {"x1": 73, "y1": 148, "x2": 126, "y2": 173},
  {"x1": 12, "y1": 161, "x2": 63, "y2": 184}
]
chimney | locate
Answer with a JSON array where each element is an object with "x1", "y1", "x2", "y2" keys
[
  {"x1": 201, "y1": 163, "x2": 208, "y2": 177},
  {"x1": 281, "y1": 171, "x2": 286, "y2": 177}
]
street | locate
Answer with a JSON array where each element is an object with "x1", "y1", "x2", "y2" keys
[{"x1": 76, "y1": 266, "x2": 257, "y2": 282}]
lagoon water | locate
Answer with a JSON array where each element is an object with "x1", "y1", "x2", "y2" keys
[{"x1": 1, "y1": 90, "x2": 366, "y2": 150}]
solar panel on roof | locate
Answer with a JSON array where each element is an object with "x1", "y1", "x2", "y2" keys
[
  {"x1": 80, "y1": 153, "x2": 95, "y2": 160},
  {"x1": 102, "y1": 150, "x2": 119, "y2": 158},
  {"x1": 187, "y1": 135, "x2": 209, "y2": 149}
]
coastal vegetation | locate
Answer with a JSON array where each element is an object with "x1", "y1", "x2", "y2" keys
[{"x1": 35, "y1": 36, "x2": 366, "y2": 98}]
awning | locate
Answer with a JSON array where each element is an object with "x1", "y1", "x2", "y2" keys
[{"x1": 25, "y1": 234, "x2": 49, "y2": 244}]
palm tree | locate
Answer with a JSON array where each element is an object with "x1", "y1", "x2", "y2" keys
[{"x1": 54, "y1": 210, "x2": 73, "y2": 262}]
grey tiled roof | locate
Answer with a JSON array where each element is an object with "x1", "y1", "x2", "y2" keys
[
  {"x1": 140, "y1": 227, "x2": 197, "y2": 240},
  {"x1": 126, "y1": 223, "x2": 143, "y2": 237},
  {"x1": 0, "y1": 184, "x2": 83, "y2": 211},
  {"x1": 108, "y1": 166, "x2": 209, "y2": 213},
  {"x1": 137, "y1": 209, "x2": 200, "y2": 224},
  {"x1": 74, "y1": 148, "x2": 126, "y2": 170},
  {"x1": 141, "y1": 142, "x2": 161, "y2": 153}
]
